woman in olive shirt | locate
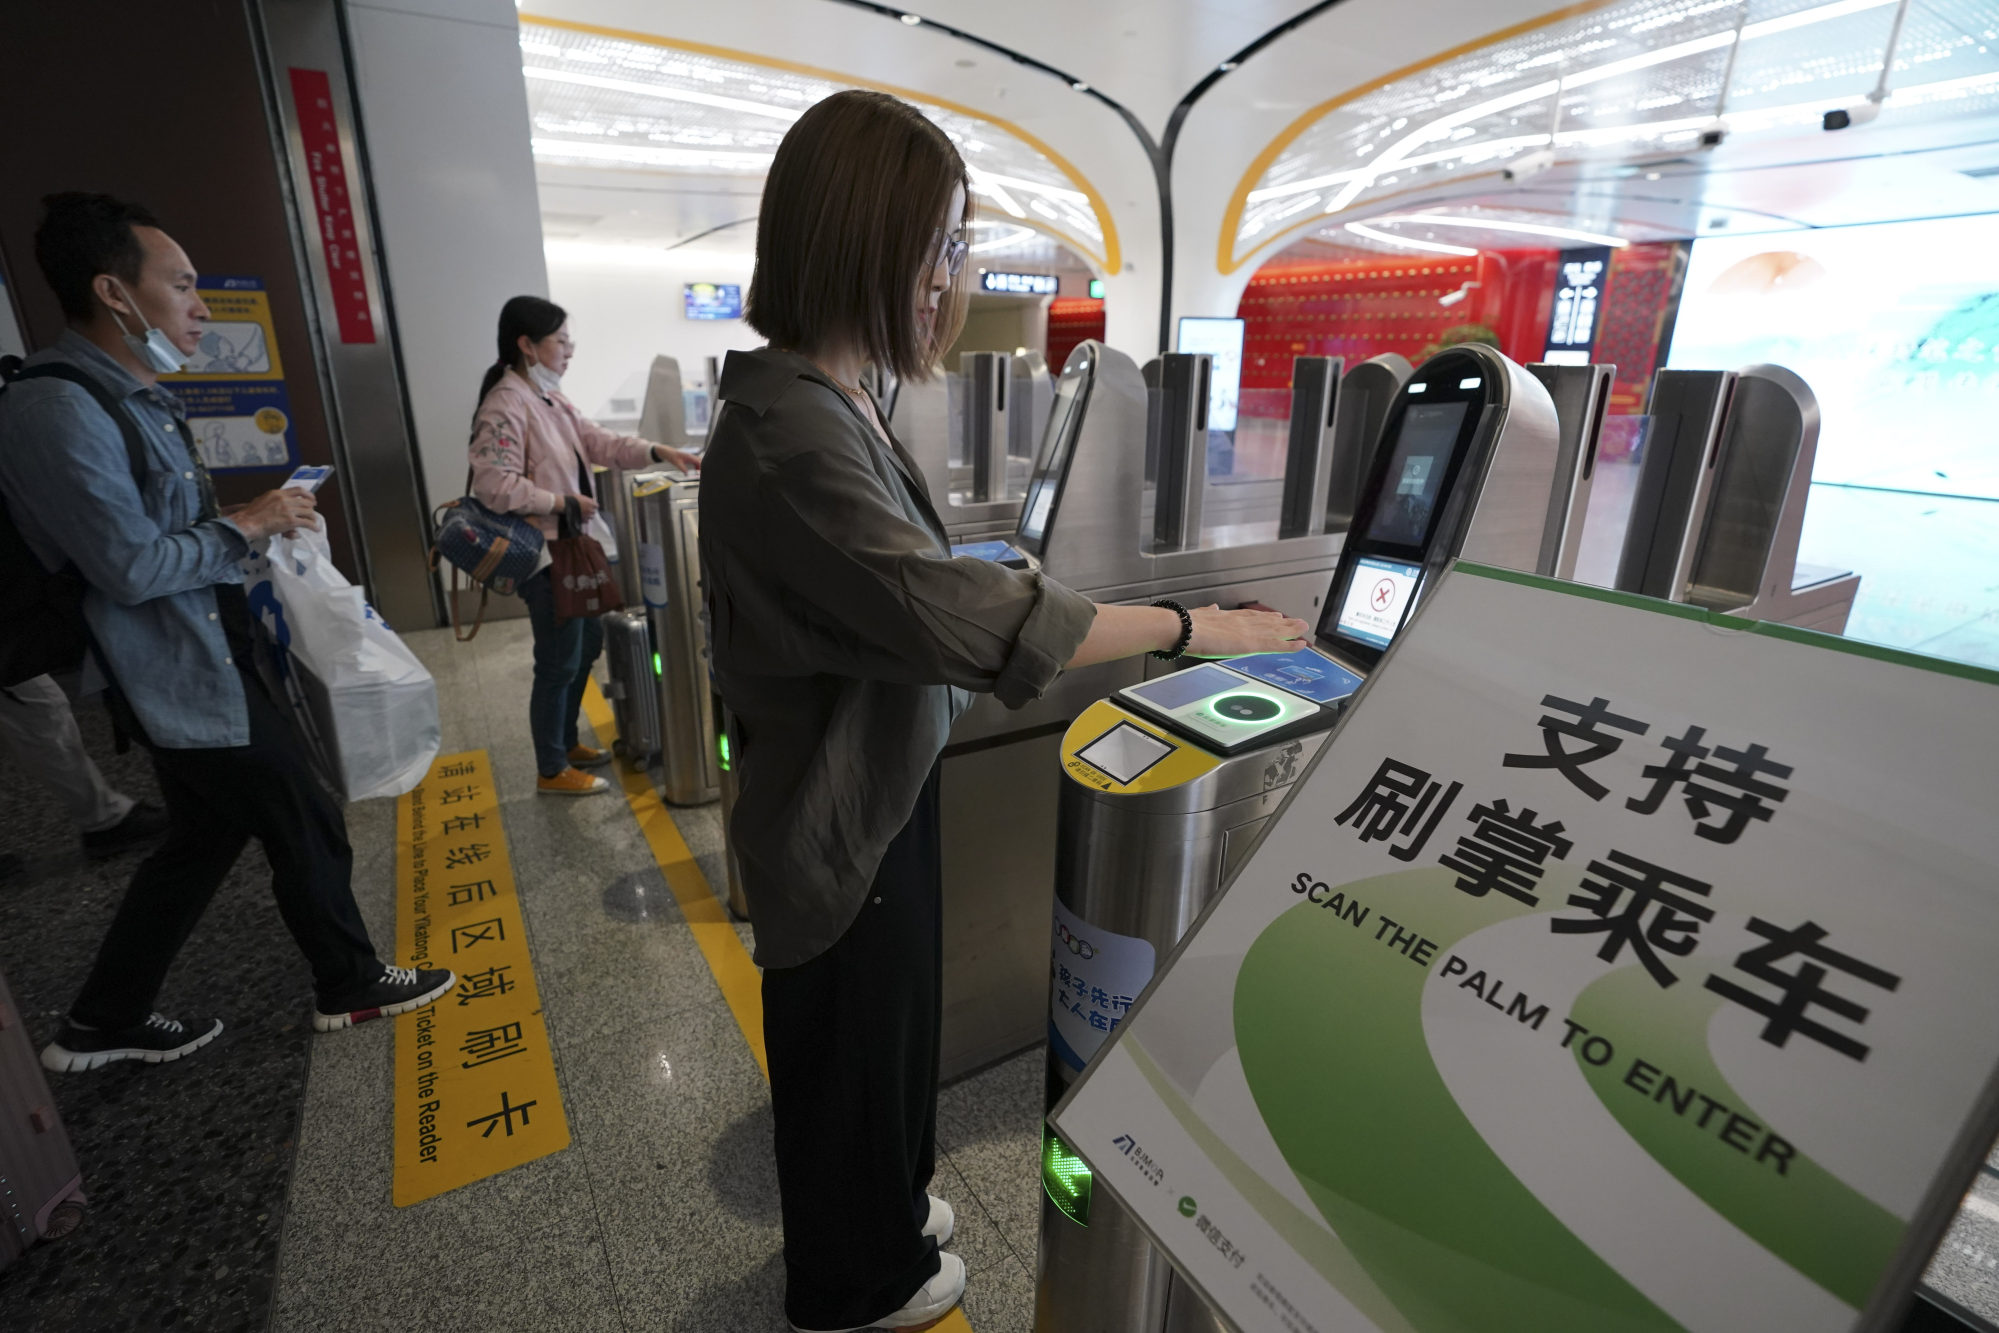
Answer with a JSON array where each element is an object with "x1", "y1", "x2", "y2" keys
[{"x1": 700, "y1": 90, "x2": 1306, "y2": 1332}]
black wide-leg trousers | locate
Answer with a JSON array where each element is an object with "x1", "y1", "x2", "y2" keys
[{"x1": 762, "y1": 768, "x2": 945, "y2": 1330}]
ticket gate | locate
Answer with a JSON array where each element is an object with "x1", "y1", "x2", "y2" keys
[
  {"x1": 631, "y1": 471, "x2": 719, "y2": 806},
  {"x1": 890, "y1": 350, "x2": 1046, "y2": 542},
  {"x1": 1033, "y1": 344, "x2": 1579, "y2": 1333},
  {"x1": 597, "y1": 464, "x2": 645, "y2": 609},
  {"x1": 937, "y1": 341, "x2": 1393, "y2": 1079},
  {"x1": 1617, "y1": 364, "x2": 1858, "y2": 632},
  {"x1": 1276, "y1": 353, "x2": 1413, "y2": 540}
]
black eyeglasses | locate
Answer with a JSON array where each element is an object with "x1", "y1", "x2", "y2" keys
[{"x1": 929, "y1": 228, "x2": 970, "y2": 277}]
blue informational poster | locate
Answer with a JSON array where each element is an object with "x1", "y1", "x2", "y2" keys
[{"x1": 161, "y1": 275, "x2": 298, "y2": 471}]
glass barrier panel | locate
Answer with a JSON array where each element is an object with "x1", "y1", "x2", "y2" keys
[{"x1": 1572, "y1": 414, "x2": 1654, "y2": 589}]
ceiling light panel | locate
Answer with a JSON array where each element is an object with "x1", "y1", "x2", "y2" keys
[
  {"x1": 1233, "y1": 0, "x2": 1999, "y2": 267},
  {"x1": 520, "y1": 21, "x2": 1108, "y2": 259}
]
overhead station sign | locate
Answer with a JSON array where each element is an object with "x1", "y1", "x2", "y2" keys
[
  {"x1": 1054, "y1": 563, "x2": 1999, "y2": 1333},
  {"x1": 981, "y1": 270, "x2": 1059, "y2": 295}
]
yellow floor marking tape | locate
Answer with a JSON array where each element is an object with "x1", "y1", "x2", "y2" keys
[
  {"x1": 393, "y1": 749, "x2": 570, "y2": 1206},
  {"x1": 582, "y1": 680, "x2": 978, "y2": 1333}
]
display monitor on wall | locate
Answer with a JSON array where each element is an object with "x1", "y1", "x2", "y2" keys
[
  {"x1": 684, "y1": 283, "x2": 742, "y2": 320},
  {"x1": 1176, "y1": 316, "x2": 1244, "y2": 433}
]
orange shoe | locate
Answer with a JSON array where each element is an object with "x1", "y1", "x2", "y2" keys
[
  {"x1": 537, "y1": 767, "x2": 610, "y2": 796},
  {"x1": 567, "y1": 744, "x2": 611, "y2": 769}
]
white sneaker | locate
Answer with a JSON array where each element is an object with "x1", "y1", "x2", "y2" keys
[
  {"x1": 922, "y1": 1193, "x2": 954, "y2": 1246},
  {"x1": 789, "y1": 1252, "x2": 967, "y2": 1332}
]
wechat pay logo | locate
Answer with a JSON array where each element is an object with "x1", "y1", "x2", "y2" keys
[{"x1": 1177, "y1": 1197, "x2": 1197, "y2": 1218}]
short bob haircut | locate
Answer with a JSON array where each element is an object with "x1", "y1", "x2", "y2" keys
[{"x1": 745, "y1": 89, "x2": 973, "y2": 381}]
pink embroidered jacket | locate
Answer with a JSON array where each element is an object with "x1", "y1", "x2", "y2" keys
[{"x1": 468, "y1": 368, "x2": 658, "y2": 539}]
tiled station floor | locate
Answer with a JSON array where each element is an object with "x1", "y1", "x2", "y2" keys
[{"x1": 0, "y1": 618, "x2": 1993, "y2": 1331}]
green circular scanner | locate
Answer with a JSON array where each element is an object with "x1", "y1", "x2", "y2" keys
[{"x1": 1212, "y1": 694, "x2": 1282, "y2": 722}]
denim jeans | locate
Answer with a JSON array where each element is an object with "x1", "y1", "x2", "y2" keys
[{"x1": 518, "y1": 569, "x2": 605, "y2": 777}]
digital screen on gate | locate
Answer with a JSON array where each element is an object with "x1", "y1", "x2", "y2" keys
[
  {"x1": 683, "y1": 283, "x2": 742, "y2": 320},
  {"x1": 1334, "y1": 556, "x2": 1424, "y2": 651},
  {"x1": 1362, "y1": 401, "x2": 1468, "y2": 548},
  {"x1": 1018, "y1": 358, "x2": 1090, "y2": 549},
  {"x1": 1127, "y1": 664, "x2": 1241, "y2": 712}
]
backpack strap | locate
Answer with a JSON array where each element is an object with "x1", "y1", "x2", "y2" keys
[{"x1": 0, "y1": 360, "x2": 151, "y2": 488}]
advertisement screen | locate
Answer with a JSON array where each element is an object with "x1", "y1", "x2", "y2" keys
[
  {"x1": 1667, "y1": 215, "x2": 1999, "y2": 665},
  {"x1": 1177, "y1": 317, "x2": 1245, "y2": 433},
  {"x1": 1335, "y1": 556, "x2": 1423, "y2": 650},
  {"x1": 684, "y1": 283, "x2": 742, "y2": 320}
]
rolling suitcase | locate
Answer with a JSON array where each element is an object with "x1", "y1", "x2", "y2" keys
[
  {"x1": 0, "y1": 965, "x2": 85, "y2": 1268},
  {"x1": 602, "y1": 609, "x2": 662, "y2": 770}
]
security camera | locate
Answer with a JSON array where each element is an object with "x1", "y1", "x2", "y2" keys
[
  {"x1": 1502, "y1": 149, "x2": 1558, "y2": 182},
  {"x1": 1823, "y1": 100, "x2": 1881, "y2": 131}
]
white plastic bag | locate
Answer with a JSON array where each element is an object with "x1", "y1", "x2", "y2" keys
[{"x1": 241, "y1": 530, "x2": 440, "y2": 801}]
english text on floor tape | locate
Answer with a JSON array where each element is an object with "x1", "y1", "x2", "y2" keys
[{"x1": 393, "y1": 749, "x2": 569, "y2": 1206}]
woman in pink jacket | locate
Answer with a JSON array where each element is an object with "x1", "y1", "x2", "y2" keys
[{"x1": 469, "y1": 295, "x2": 701, "y2": 795}]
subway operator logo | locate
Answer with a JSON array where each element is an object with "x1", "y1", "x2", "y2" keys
[{"x1": 1055, "y1": 921, "x2": 1097, "y2": 960}]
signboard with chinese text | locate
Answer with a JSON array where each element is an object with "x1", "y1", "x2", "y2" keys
[
  {"x1": 1543, "y1": 246, "x2": 1612, "y2": 367},
  {"x1": 394, "y1": 749, "x2": 569, "y2": 1205},
  {"x1": 161, "y1": 275, "x2": 297, "y2": 470},
  {"x1": 980, "y1": 270, "x2": 1059, "y2": 296},
  {"x1": 288, "y1": 67, "x2": 377, "y2": 345},
  {"x1": 1053, "y1": 562, "x2": 1999, "y2": 1333}
]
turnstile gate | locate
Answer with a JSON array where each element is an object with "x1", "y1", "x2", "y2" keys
[
  {"x1": 1034, "y1": 344, "x2": 1579, "y2": 1333},
  {"x1": 631, "y1": 471, "x2": 719, "y2": 806}
]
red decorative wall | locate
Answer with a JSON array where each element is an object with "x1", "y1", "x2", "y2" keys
[
  {"x1": 1047, "y1": 297, "x2": 1106, "y2": 372},
  {"x1": 1235, "y1": 250, "x2": 1560, "y2": 418},
  {"x1": 1593, "y1": 241, "x2": 1691, "y2": 415}
]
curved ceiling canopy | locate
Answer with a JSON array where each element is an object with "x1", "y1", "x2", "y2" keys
[
  {"x1": 519, "y1": 16, "x2": 1120, "y2": 271},
  {"x1": 1224, "y1": 0, "x2": 1999, "y2": 271}
]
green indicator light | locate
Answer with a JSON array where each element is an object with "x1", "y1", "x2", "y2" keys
[
  {"x1": 717, "y1": 733, "x2": 732, "y2": 772},
  {"x1": 652, "y1": 652, "x2": 663, "y2": 677},
  {"x1": 1042, "y1": 1123, "x2": 1092, "y2": 1227}
]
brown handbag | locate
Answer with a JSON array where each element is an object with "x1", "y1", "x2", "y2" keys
[{"x1": 548, "y1": 498, "x2": 623, "y2": 621}]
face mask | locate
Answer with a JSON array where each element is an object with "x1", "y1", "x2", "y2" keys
[
  {"x1": 106, "y1": 282, "x2": 187, "y2": 374},
  {"x1": 527, "y1": 359, "x2": 562, "y2": 396}
]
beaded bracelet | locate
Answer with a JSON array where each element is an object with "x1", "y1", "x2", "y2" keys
[{"x1": 1151, "y1": 599, "x2": 1194, "y2": 661}]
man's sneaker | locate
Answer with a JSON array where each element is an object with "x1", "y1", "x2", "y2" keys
[
  {"x1": 81, "y1": 801, "x2": 170, "y2": 859},
  {"x1": 313, "y1": 965, "x2": 455, "y2": 1032},
  {"x1": 538, "y1": 766, "x2": 609, "y2": 796},
  {"x1": 789, "y1": 1253, "x2": 966, "y2": 1333},
  {"x1": 567, "y1": 744, "x2": 612, "y2": 769},
  {"x1": 923, "y1": 1193, "x2": 954, "y2": 1246},
  {"x1": 41, "y1": 1012, "x2": 222, "y2": 1072}
]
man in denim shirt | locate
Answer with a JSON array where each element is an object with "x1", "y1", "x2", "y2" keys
[{"x1": 0, "y1": 193, "x2": 452, "y2": 1070}]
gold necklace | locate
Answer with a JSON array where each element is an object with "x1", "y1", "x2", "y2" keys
[{"x1": 810, "y1": 359, "x2": 865, "y2": 399}]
